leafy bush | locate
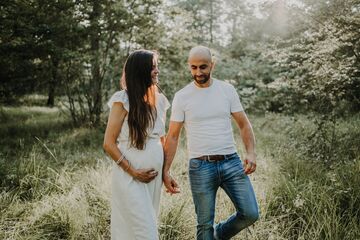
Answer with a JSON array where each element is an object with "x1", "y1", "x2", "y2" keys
[{"x1": 265, "y1": 113, "x2": 360, "y2": 239}]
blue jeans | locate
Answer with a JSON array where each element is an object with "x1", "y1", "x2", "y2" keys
[{"x1": 189, "y1": 153, "x2": 259, "y2": 240}]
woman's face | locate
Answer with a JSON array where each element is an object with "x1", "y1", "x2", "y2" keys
[{"x1": 151, "y1": 58, "x2": 159, "y2": 84}]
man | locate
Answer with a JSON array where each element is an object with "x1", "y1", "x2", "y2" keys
[{"x1": 163, "y1": 46, "x2": 259, "y2": 240}]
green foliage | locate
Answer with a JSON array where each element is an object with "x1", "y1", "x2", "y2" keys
[
  {"x1": 2, "y1": 0, "x2": 360, "y2": 119},
  {"x1": 157, "y1": 5, "x2": 197, "y2": 98},
  {"x1": 261, "y1": 113, "x2": 360, "y2": 240},
  {"x1": 0, "y1": 0, "x2": 85, "y2": 104},
  {"x1": 285, "y1": 113, "x2": 360, "y2": 165},
  {"x1": 267, "y1": 0, "x2": 360, "y2": 114}
]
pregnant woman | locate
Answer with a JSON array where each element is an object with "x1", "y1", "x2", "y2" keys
[{"x1": 103, "y1": 49, "x2": 169, "y2": 239}]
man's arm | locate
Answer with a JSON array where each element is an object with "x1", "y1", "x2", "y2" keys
[
  {"x1": 231, "y1": 111, "x2": 257, "y2": 175},
  {"x1": 163, "y1": 121, "x2": 183, "y2": 194}
]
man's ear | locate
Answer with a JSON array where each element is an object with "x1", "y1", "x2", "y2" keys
[{"x1": 211, "y1": 61, "x2": 215, "y2": 71}]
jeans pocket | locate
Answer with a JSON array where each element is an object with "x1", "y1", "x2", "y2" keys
[
  {"x1": 229, "y1": 156, "x2": 245, "y2": 175},
  {"x1": 189, "y1": 158, "x2": 203, "y2": 170}
]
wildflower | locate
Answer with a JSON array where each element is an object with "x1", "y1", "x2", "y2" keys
[{"x1": 294, "y1": 195, "x2": 305, "y2": 208}]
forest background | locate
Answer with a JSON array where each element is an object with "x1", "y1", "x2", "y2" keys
[{"x1": 1, "y1": 0, "x2": 359, "y2": 239}]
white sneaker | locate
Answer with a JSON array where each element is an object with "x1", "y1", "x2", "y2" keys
[{"x1": 213, "y1": 224, "x2": 220, "y2": 240}]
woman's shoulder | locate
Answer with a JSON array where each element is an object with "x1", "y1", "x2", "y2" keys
[
  {"x1": 157, "y1": 92, "x2": 170, "y2": 111},
  {"x1": 107, "y1": 90, "x2": 129, "y2": 110}
]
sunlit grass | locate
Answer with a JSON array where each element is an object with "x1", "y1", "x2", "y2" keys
[
  {"x1": 259, "y1": 113, "x2": 360, "y2": 240},
  {"x1": 1, "y1": 107, "x2": 359, "y2": 239}
]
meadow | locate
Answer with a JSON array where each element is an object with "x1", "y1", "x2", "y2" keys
[
  {"x1": 0, "y1": 103, "x2": 359, "y2": 240},
  {"x1": 2, "y1": 0, "x2": 359, "y2": 239}
]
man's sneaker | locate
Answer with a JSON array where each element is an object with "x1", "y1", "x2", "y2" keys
[{"x1": 213, "y1": 223, "x2": 220, "y2": 240}]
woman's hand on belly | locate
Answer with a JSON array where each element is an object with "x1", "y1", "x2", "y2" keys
[{"x1": 129, "y1": 168, "x2": 158, "y2": 183}]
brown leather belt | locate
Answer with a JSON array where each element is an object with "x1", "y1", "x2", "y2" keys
[{"x1": 196, "y1": 153, "x2": 236, "y2": 161}]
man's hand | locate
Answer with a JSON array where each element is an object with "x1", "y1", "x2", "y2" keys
[
  {"x1": 131, "y1": 168, "x2": 158, "y2": 183},
  {"x1": 244, "y1": 152, "x2": 257, "y2": 175},
  {"x1": 163, "y1": 172, "x2": 180, "y2": 194},
  {"x1": 232, "y1": 112, "x2": 257, "y2": 175}
]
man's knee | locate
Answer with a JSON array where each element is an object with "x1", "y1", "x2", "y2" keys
[
  {"x1": 194, "y1": 201, "x2": 215, "y2": 226},
  {"x1": 240, "y1": 208, "x2": 259, "y2": 226},
  {"x1": 196, "y1": 212, "x2": 215, "y2": 227},
  {"x1": 197, "y1": 223, "x2": 213, "y2": 231}
]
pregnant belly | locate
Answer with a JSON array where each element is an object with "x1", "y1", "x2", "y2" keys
[{"x1": 118, "y1": 138, "x2": 163, "y2": 171}]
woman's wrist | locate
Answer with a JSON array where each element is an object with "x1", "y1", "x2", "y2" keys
[
  {"x1": 126, "y1": 165, "x2": 136, "y2": 177},
  {"x1": 116, "y1": 157, "x2": 136, "y2": 177}
]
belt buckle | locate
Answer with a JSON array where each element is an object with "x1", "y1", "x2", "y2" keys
[{"x1": 206, "y1": 155, "x2": 217, "y2": 163}]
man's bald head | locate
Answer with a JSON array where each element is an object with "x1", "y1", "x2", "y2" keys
[
  {"x1": 188, "y1": 46, "x2": 213, "y2": 63},
  {"x1": 187, "y1": 46, "x2": 214, "y2": 86}
]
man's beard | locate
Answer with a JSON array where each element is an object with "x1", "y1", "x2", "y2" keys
[{"x1": 193, "y1": 73, "x2": 210, "y2": 85}]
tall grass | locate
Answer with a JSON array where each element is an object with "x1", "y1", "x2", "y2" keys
[
  {"x1": 0, "y1": 105, "x2": 284, "y2": 239},
  {"x1": 0, "y1": 106, "x2": 110, "y2": 239},
  {"x1": 1, "y1": 105, "x2": 359, "y2": 239},
  {"x1": 259, "y1": 113, "x2": 360, "y2": 240}
]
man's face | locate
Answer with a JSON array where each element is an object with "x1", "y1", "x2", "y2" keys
[{"x1": 188, "y1": 58, "x2": 213, "y2": 85}]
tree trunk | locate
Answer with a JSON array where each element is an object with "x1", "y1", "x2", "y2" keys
[
  {"x1": 89, "y1": 1, "x2": 102, "y2": 126},
  {"x1": 210, "y1": 0, "x2": 214, "y2": 43},
  {"x1": 47, "y1": 57, "x2": 59, "y2": 107}
]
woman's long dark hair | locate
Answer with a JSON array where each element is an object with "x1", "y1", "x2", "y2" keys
[{"x1": 122, "y1": 50, "x2": 157, "y2": 150}]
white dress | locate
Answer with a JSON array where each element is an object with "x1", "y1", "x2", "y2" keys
[{"x1": 107, "y1": 90, "x2": 170, "y2": 240}]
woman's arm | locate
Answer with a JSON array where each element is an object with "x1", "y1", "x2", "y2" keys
[
  {"x1": 103, "y1": 102, "x2": 127, "y2": 161},
  {"x1": 103, "y1": 102, "x2": 158, "y2": 183}
]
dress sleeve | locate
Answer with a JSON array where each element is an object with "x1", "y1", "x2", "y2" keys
[
  {"x1": 157, "y1": 94, "x2": 170, "y2": 137},
  {"x1": 162, "y1": 94, "x2": 170, "y2": 111},
  {"x1": 107, "y1": 90, "x2": 129, "y2": 111}
]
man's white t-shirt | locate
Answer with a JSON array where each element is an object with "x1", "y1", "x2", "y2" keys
[{"x1": 170, "y1": 79, "x2": 244, "y2": 159}]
